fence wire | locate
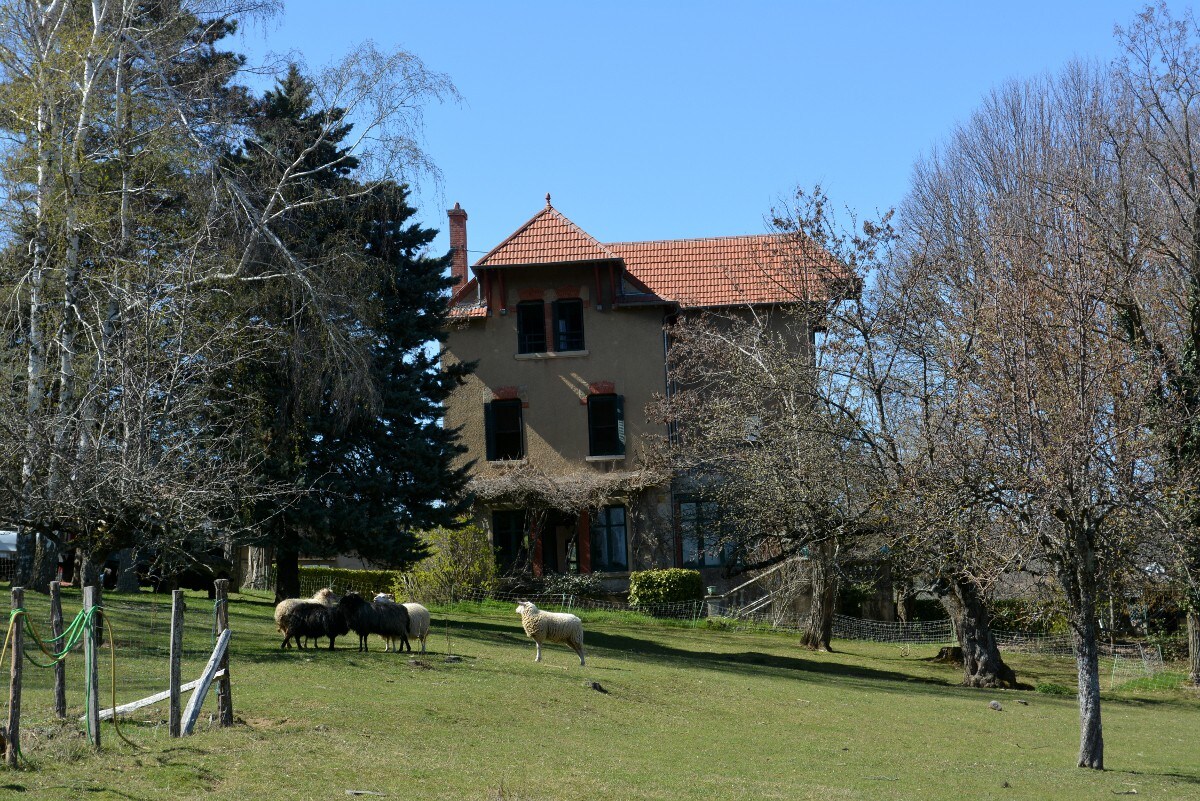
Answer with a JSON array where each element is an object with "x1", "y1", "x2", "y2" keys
[
  {"x1": 12, "y1": 591, "x2": 222, "y2": 745},
  {"x1": 293, "y1": 573, "x2": 1187, "y2": 691}
]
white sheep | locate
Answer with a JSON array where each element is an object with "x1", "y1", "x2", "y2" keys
[
  {"x1": 275, "y1": 587, "x2": 339, "y2": 648},
  {"x1": 515, "y1": 601, "x2": 585, "y2": 666},
  {"x1": 375, "y1": 594, "x2": 431, "y2": 654}
]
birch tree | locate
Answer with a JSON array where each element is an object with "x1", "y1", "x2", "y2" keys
[{"x1": 0, "y1": 2, "x2": 460, "y2": 590}]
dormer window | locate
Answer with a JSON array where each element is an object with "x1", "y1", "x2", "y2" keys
[
  {"x1": 517, "y1": 301, "x2": 546, "y2": 354},
  {"x1": 553, "y1": 299, "x2": 585, "y2": 351}
]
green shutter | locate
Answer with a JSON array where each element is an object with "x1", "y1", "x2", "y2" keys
[
  {"x1": 587, "y1": 397, "x2": 596, "y2": 456},
  {"x1": 616, "y1": 395, "x2": 625, "y2": 455},
  {"x1": 484, "y1": 402, "x2": 496, "y2": 461}
]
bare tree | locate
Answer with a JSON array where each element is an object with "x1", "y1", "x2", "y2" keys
[
  {"x1": 900, "y1": 64, "x2": 1164, "y2": 769},
  {"x1": 1106, "y1": 3, "x2": 1200, "y2": 688},
  {"x1": 649, "y1": 301, "x2": 880, "y2": 650}
]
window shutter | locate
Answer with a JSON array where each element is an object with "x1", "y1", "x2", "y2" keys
[
  {"x1": 616, "y1": 395, "x2": 625, "y2": 455},
  {"x1": 587, "y1": 397, "x2": 596, "y2": 456},
  {"x1": 484, "y1": 402, "x2": 496, "y2": 461}
]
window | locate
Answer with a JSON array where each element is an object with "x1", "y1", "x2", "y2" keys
[
  {"x1": 679, "y1": 498, "x2": 732, "y2": 567},
  {"x1": 590, "y1": 505, "x2": 628, "y2": 572},
  {"x1": 492, "y1": 509, "x2": 529, "y2": 572},
  {"x1": 517, "y1": 301, "x2": 546, "y2": 353},
  {"x1": 553, "y1": 299, "x2": 585, "y2": 351},
  {"x1": 587, "y1": 394, "x2": 624, "y2": 456},
  {"x1": 485, "y1": 399, "x2": 524, "y2": 460}
]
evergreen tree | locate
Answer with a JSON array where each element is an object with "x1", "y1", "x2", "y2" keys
[{"x1": 229, "y1": 68, "x2": 471, "y2": 599}]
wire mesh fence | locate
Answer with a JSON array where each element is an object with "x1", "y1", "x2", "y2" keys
[
  {"x1": 13, "y1": 590, "x2": 223, "y2": 747},
  {"x1": 292, "y1": 572, "x2": 1191, "y2": 691}
]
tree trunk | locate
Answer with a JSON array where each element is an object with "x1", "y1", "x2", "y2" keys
[
  {"x1": 895, "y1": 587, "x2": 914, "y2": 624},
  {"x1": 274, "y1": 540, "x2": 299, "y2": 602},
  {"x1": 1187, "y1": 607, "x2": 1200, "y2": 688},
  {"x1": 243, "y1": 546, "x2": 273, "y2": 591},
  {"x1": 115, "y1": 549, "x2": 140, "y2": 593},
  {"x1": 76, "y1": 551, "x2": 100, "y2": 588},
  {"x1": 939, "y1": 575, "x2": 1017, "y2": 688},
  {"x1": 31, "y1": 536, "x2": 60, "y2": 593},
  {"x1": 1071, "y1": 606, "x2": 1104, "y2": 769},
  {"x1": 798, "y1": 541, "x2": 837, "y2": 651}
]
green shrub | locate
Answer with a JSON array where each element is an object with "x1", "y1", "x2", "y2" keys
[
  {"x1": 299, "y1": 566, "x2": 401, "y2": 595},
  {"x1": 628, "y1": 568, "x2": 704, "y2": 607},
  {"x1": 394, "y1": 519, "x2": 498, "y2": 604},
  {"x1": 1035, "y1": 682, "x2": 1073, "y2": 696},
  {"x1": 541, "y1": 571, "x2": 606, "y2": 599},
  {"x1": 989, "y1": 598, "x2": 1067, "y2": 634}
]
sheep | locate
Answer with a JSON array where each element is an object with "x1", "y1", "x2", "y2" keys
[
  {"x1": 281, "y1": 598, "x2": 352, "y2": 650},
  {"x1": 274, "y1": 588, "x2": 339, "y2": 649},
  {"x1": 515, "y1": 601, "x2": 585, "y2": 666},
  {"x1": 344, "y1": 593, "x2": 411, "y2": 653},
  {"x1": 403, "y1": 602, "x2": 431, "y2": 654},
  {"x1": 374, "y1": 594, "x2": 431, "y2": 654}
]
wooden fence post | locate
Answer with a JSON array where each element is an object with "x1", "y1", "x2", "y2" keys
[
  {"x1": 169, "y1": 590, "x2": 185, "y2": 737},
  {"x1": 82, "y1": 585, "x2": 100, "y2": 749},
  {"x1": 181, "y1": 629, "x2": 230, "y2": 736},
  {"x1": 6, "y1": 587, "x2": 23, "y2": 768},
  {"x1": 50, "y1": 581, "x2": 66, "y2": 719},
  {"x1": 214, "y1": 579, "x2": 233, "y2": 726}
]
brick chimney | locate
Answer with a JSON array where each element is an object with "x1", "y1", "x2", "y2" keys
[{"x1": 448, "y1": 202, "x2": 468, "y2": 289}]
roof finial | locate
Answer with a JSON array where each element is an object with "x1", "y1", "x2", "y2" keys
[{"x1": 545, "y1": 192, "x2": 552, "y2": 208}]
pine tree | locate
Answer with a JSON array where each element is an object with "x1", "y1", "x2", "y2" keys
[{"x1": 229, "y1": 68, "x2": 471, "y2": 599}]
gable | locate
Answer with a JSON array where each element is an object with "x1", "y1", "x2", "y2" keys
[{"x1": 475, "y1": 199, "x2": 618, "y2": 268}]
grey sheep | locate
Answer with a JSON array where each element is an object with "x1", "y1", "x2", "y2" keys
[{"x1": 515, "y1": 601, "x2": 585, "y2": 666}]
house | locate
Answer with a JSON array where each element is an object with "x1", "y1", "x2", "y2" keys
[{"x1": 443, "y1": 195, "x2": 840, "y2": 593}]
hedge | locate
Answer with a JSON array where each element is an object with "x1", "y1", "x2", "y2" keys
[
  {"x1": 628, "y1": 568, "x2": 704, "y2": 607},
  {"x1": 299, "y1": 566, "x2": 402, "y2": 595}
]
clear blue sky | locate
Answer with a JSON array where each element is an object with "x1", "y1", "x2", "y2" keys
[{"x1": 237, "y1": 1, "x2": 1150, "y2": 263}]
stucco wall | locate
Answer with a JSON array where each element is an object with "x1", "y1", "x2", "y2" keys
[{"x1": 445, "y1": 263, "x2": 669, "y2": 475}]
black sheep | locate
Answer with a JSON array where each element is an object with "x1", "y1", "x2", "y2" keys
[
  {"x1": 281, "y1": 599, "x2": 351, "y2": 650},
  {"x1": 340, "y1": 593, "x2": 411, "y2": 652}
]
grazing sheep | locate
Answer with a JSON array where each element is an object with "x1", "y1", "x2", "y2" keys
[
  {"x1": 403, "y1": 603, "x2": 431, "y2": 654},
  {"x1": 281, "y1": 599, "x2": 351, "y2": 650},
  {"x1": 515, "y1": 601, "x2": 585, "y2": 666},
  {"x1": 374, "y1": 594, "x2": 431, "y2": 654},
  {"x1": 344, "y1": 593, "x2": 411, "y2": 653},
  {"x1": 275, "y1": 588, "x2": 339, "y2": 648}
]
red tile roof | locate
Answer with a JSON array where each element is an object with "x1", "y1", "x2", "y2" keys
[
  {"x1": 609, "y1": 234, "x2": 841, "y2": 308},
  {"x1": 447, "y1": 277, "x2": 488, "y2": 318},
  {"x1": 457, "y1": 201, "x2": 847, "y2": 315},
  {"x1": 475, "y1": 200, "x2": 617, "y2": 268}
]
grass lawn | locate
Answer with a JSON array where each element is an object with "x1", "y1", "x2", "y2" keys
[{"x1": 1, "y1": 590, "x2": 1197, "y2": 800}]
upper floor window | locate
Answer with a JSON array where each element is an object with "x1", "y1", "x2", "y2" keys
[
  {"x1": 679, "y1": 497, "x2": 733, "y2": 568},
  {"x1": 517, "y1": 301, "x2": 546, "y2": 354},
  {"x1": 587, "y1": 393, "x2": 624, "y2": 457},
  {"x1": 590, "y1": 504, "x2": 628, "y2": 572},
  {"x1": 553, "y1": 299, "x2": 585, "y2": 351},
  {"x1": 485, "y1": 399, "x2": 524, "y2": 460}
]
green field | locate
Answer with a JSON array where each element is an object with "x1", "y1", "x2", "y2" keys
[{"x1": 1, "y1": 590, "x2": 1197, "y2": 801}]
